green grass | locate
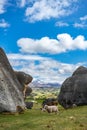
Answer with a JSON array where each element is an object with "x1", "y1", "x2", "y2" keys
[{"x1": 0, "y1": 103, "x2": 87, "y2": 130}]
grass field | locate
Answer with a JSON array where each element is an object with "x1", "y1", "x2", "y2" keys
[{"x1": 0, "y1": 102, "x2": 87, "y2": 130}]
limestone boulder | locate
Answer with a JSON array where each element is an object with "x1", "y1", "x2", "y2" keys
[
  {"x1": 15, "y1": 71, "x2": 33, "y2": 98},
  {"x1": 25, "y1": 87, "x2": 32, "y2": 97},
  {"x1": 58, "y1": 66, "x2": 87, "y2": 109},
  {"x1": 42, "y1": 98, "x2": 58, "y2": 107},
  {"x1": 15, "y1": 71, "x2": 33, "y2": 90},
  {"x1": 25, "y1": 102, "x2": 33, "y2": 109},
  {"x1": 0, "y1": 48, "x2": 26, "y2": 113}
]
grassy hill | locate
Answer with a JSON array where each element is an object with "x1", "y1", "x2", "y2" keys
[{"x1": 0, "y1": 102, "x2": 87, "y2": 130}]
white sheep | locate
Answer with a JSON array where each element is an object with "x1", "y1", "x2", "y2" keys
[{"x1": 44, "y1": 105, "x2": 58, "y2": 114}]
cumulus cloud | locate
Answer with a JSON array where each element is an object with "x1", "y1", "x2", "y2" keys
[
  {"x1": 0, "y1": 0, "x2": 8, "y2": 14},
  {"x1": 0, "y1": 19, "x2": 10, "y2": 28},
  {"x1": 17, "y1": 36, "x2": 64, "y2": 54},
  {"x1": 17, "y1": 33, "x2": 87, "y2": 54},
  {"x1": 24, "y1": 0, "x2": 78, "y2": 22},
  {"x1": 7, "y1": 53, "x2": 83, "y2": 83}
]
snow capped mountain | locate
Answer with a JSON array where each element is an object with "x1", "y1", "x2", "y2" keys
[{"x1": 29, "y1": 80, "x2": 61, "y2": 88}]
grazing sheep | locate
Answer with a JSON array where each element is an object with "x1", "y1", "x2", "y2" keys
[
  {"x1": 44, "y1": 105, "x2": 58, "y2": 114},
  {"x1": 72, "y1": 104, "x2": 77, "y2": 108}
]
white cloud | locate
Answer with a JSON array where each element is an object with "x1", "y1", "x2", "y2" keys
[
  {"x1": 7, "y1": 53, "x2": 46, "y2": 60},
  {"x1": 17, "y1": 0, "x2": 35, "y2": 7},
  {"x1": 73, "y1": 15, "x2": 87, "y2": 28},
  {"x1": 73, "y1": 23, "x2": 86, "y2": 28},
  {"x1": 0, "y1": 19, "x2": 10, "y2": 28},
  {"x1": 24, "y1": 0, "x2": 78, "y2": 22},
  {"x1": 0, "y1": 0, "x2": 7, "y2": 14},
  {"x1": 55, "y1": 21, "x2": 69, "y2": 27},
  {"x1": 17, "y1": 0, "x2": 26, "y2": 7},
  {"x1": 80, "y1": 15, "x2": 87, "y2": 21},
  {"x1": 20, "y1": 0, "x2": 26, "y2": 7},
  {"x1": 17, "y1": 37, "x2": 64, "y2": 54},
  {"x1": 17, "y1": 33, "x2": 87, "y2": 54},
  {"x1": 7, "y1": 53, "x2": 83, "y2": 83}
]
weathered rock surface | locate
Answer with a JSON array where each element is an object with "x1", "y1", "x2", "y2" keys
[
  {"x1": 58, "y1": 66, "x2": 87, "y2": 109},
  {"x1": 0, "y1": 48, "x2": 26, "y2": 113},
  {"x1": 15, "y1": 71, "x2": 33, "y2": 98},
  {"x1": 25, "y1": 102, "x2": 33, "y2": 109},
  {"x1": 15, "y1": 71, "x2": 33, "y2": 90},
  {"x1": 25, "y1": 87, "x2": 32, "y2": 97}
]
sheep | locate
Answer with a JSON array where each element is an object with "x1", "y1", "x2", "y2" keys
[
  {"x1": 44, "y1": 105, "x2": 58, "y2": 114},
  {"x1": 72, "y1": 104, "x2": 77, "y2": 108}
]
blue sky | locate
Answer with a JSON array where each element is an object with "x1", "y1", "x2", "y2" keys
[{"x1": 0, "y1": 0, "x2": 87, "y2": 84}]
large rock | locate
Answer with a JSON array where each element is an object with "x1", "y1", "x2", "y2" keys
[
  {"x1": 42, "y1": 98, "x2": 58, "y2": 107},
  {"x1": 58, "y1": 66, "x2": 87, "y2": 109},
  {"x1": 14, "y1": 72, "x2": 33, "y2": 106},
  {"x1": 25, "y1": 87, "x2": 32, "y2": 97},
  {"x1": 25, "y1": 102, "x2": 33, "y2": 109},
  {"x1": 0, "y1": 48, "x2": 26, "y2": 113},
  {"x1": 15, "y1": 71, "x2": 33, "y2": 90},
  {"x1": 15, "y1": 71, "x2": 33, "y2": 98}
]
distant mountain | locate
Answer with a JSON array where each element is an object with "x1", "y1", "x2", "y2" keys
[{"x1": 29, "y1": 80, "x2": 61, "y2": 88}]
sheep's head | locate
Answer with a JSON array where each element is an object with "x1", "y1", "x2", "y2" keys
[{"x1": 44, "y1": 105, "x2": 48, "y2": 109}]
